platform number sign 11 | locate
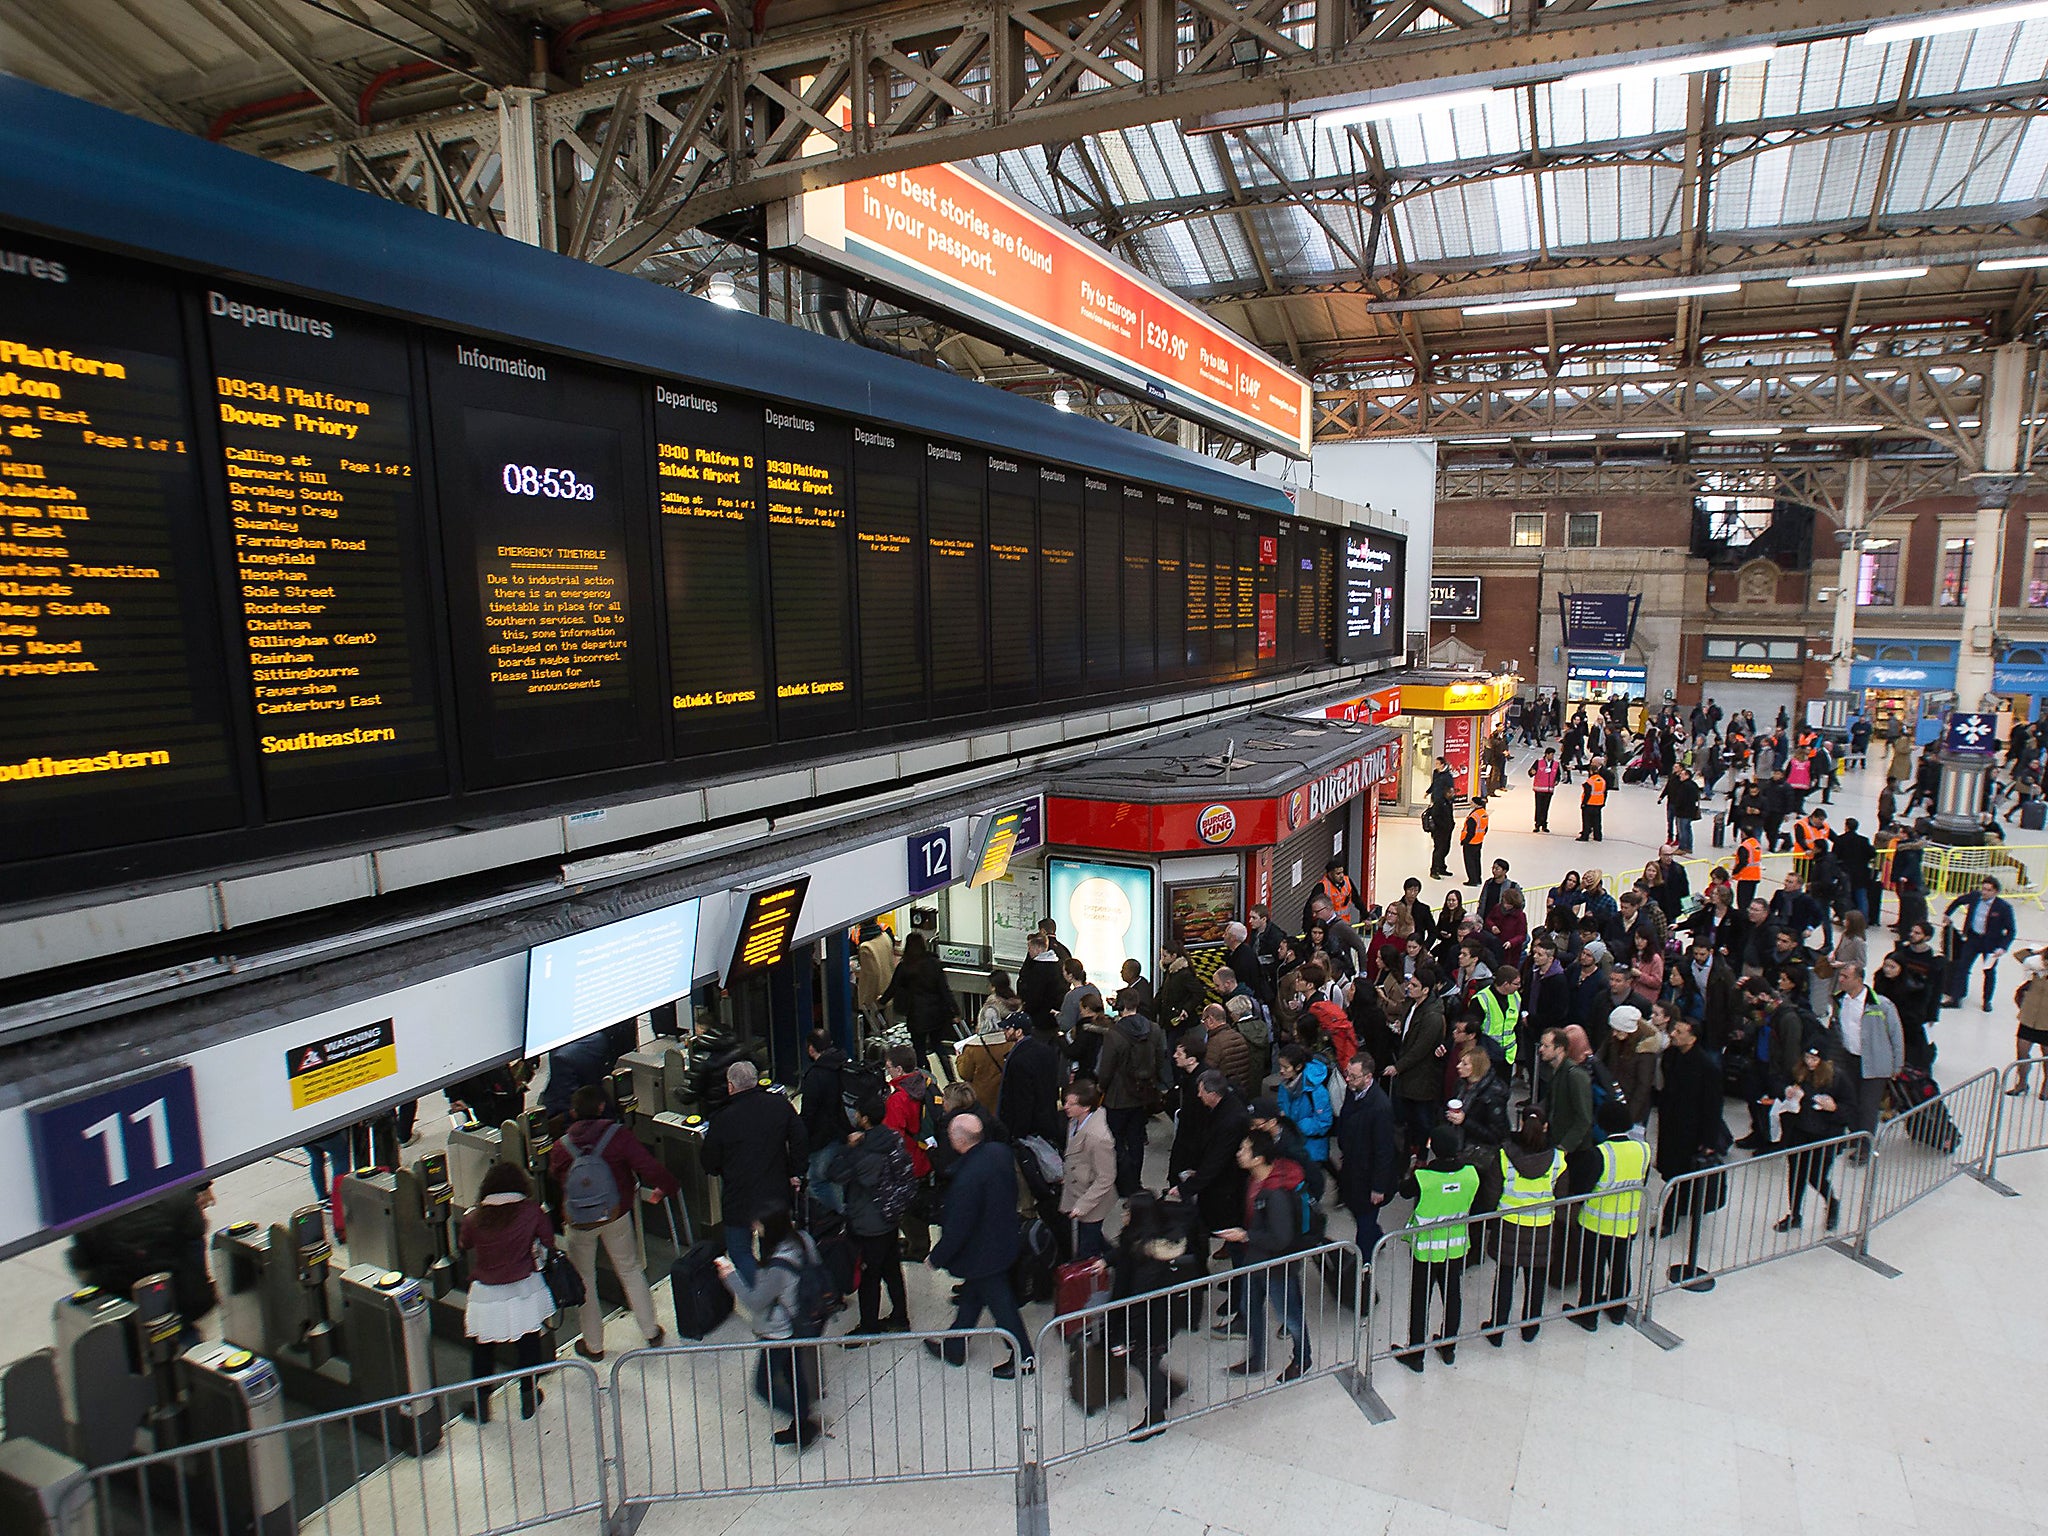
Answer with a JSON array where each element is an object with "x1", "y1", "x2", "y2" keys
[
  {"x1": 907, "y1": 826, "x2": 955, "y2": 897},
  {"x1": 29, "y1": 1065, "x2": 206, "y2": 1228}
]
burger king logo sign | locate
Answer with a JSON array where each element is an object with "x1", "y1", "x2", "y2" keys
[{"x1": 1197, "y1": 804, "x2": 1238, "y2": 844}]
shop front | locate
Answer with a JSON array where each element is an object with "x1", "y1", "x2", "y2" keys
[
  {"x1": 1040, "y1": 717, "x2": 1400, "y2": 977},
  {"x1": 1851, "y1": 644, "x2": 1958, "y2": 745},
  {"x1": 1697, "y1": 635, "x2": 1806, "y2": 728},
  {"x1": 1565, "y1": 654, "x2": 1649, "y2": 728},
  {"x1": 1358, "y1": 672, "x2": 1518, "y2": 809},
  {"x1": 1994, "y1": 654, "x2": 2048, "y2": 723}
]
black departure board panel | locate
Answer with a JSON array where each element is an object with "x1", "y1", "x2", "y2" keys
[
  {"x1": 926, "y1": 441, "x2": 988, "y2": 715},
  {"x1": 655, "y1": 385, "x2": 771, "y2": 752},
  {"x1": 1153, "y1": 493, "x2": 1184, "y2": 685},
  {"x1": 986, "y1": 454, "x2": 1037, "y2": 706},
  {"x1": 1038, "y1": 467, "x2": 1083, "y2": 692},
  {"x1": 0, "y1": 239, "x2": 242, "y2": 859},
  {"x1": 206, "y1": 287, "x2": 446, "y2": 817},
  {"x1": 1081, "y1": 475, "x2": 1120, "y2": 693},
  {"x1": 0, "y1": 219, "x2": 1333, "y2": 897},
  {"x1": 765, "y1": 408, "x2": 856, "y2": 737},
  {"x1": 1120, "y1": 485, "x2": 1154, "y2": 689},
  {"x1": 429, "y1": 341, "x2": 661, "y2": 786},
  {"x1": 853, "y1": 425, "x2": 923, "y2": 727}
]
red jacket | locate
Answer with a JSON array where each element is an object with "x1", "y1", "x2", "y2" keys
[
  {"x1": 547, "y1": 1118, "x2": 679, "y2": 1225},
  {"x1": 1308, "y1": 1000, "x2": 1357, "y2": 1072},
  {"x1": 459, "y1": 1198, "x2": 554, "y2": 1286},
  {"x1": 885, "y1": 1072, "x2": 935, "y2": 1178}
]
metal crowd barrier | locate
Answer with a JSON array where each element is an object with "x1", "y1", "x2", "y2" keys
[
  {"x1": 1861, "y1": 1068, "x2": 2014, "y2": 1232},
  {"x1": 1988, "y1": 1060, "x2": 2048, "y2": 1181},
  {"x1": 606, "y1": 1326, "x2": 1026, "y2": 1528},
  {"x1": 1030, "y1": 1239, "x2": 1371, "y2": 1466},
  {"x1": 52, "y1": 1360, "x2": 608, "y2": 1536},
  {"x1": 1631, "y1": 1132, "x2": 1886, "y2": 1348}
]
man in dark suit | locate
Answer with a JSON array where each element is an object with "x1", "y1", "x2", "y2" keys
[
  {"x1": 1945, "y1": 876, "x2": 2018, "y2": 1010},
  {"x1": 1335, "y1": 1053, "x2": 1402, "y2": 1253},
  {"x1": 995, "y1": 1015, "x2": 1065, "y2": 1149},
  {"x1": 1831, "y1": 817, "x2": 1878, "y2": 920},
  {"x1": 1654, "y1": 1016, "x2": 1728, "y2": 1239},
  {"x1": 926, "y1": 1114, "x2": 1031, "y2": 1376},
  {"x1": 1167, "y1": 1069, "x2": 1251, "y2": 1241}
]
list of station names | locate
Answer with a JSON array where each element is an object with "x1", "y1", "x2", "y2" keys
[{"x1": 764, "y1": 409, "x2": 854, "y2": 732}]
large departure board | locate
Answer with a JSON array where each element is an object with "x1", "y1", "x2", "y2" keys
[
  {"x1": 1082, "y1": 476, "x2": 1120, "y2": 693},
  {"x1": 655, "y1": 385, "x2": 771, "y2": 753},
  {"x1": 1120, "y1": 485, "x2": 1154, "y2": 688},
  {"x1": 926, "y1": 441, "x2": 988, "y2": 715},
  {"x1": 986, "y1": 454, "x2": 1037, "y2": 706},
  {"x1": 429, "y1": 341, "x2": 661, "y2": 785},
  {"x1": 1256, "y1": 524, "x2": 1280, "y2": 663},
  {"x1": 1153, "y1": 492, "x2": 1184, "y2": 685},
  {"x1": 1184, "y1": 514, "x2": 1211, "y2": 677},
  {"x1": 1233, "y1": 510, "x2": 1259, "y2": 674},
  {"x1": 0, "y1": 239, "x2": 243, "y2": 861},
  {"x1": 1209, "y1": 505, "x2": 1239, "y2": 681},
  {"x1": 206, "y1": 285, "x2": 446, "y2": 817},
  {"x1": 853, "y1": 425, "x2": 924, "y2": 726},
  {"x1": 1038, "y1": 468, "x2": 1083, "y2": 692},
  {"x1": 765, "y1": 408, "x2": 856, "y2": 737}
]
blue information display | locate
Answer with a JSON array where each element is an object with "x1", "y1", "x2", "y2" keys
[
  {"x1": 524, "y1": 898, "x2": 702, "y2": 1058},
  {"x1": 29, "y1": 1065, "x2": 206, "y2": 1228},
  {"x1": 906, "y1": 826, "x2": 955, "y2": 897}
]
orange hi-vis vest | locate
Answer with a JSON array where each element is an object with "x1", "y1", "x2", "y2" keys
[
  {"x1": 1462, "y1": 804, "x2": 1489, "y2": 844},
  {"x1": 1794, "y1": 817, "x2": 1830, "y2": 854},
  {"x1": 1320, "y1": 872, "x2": 1359, "y2": 923},
  {"x1": 1584, "y1": 774, "x2": 1608, "y2": 807},
  {"x1": 1735, "y1": 836, "x2": 1762, "y2": 881}
]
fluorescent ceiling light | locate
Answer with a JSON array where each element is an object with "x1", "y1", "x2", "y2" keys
[
  {"x1": 1617, "y1": 429, "x2": 1686, "y2": 439},
  {"x1": 1462, "y1": 295, "x2": 1579, "y2": 316},
  {"x1": 1865, "y1": 0, "x2": 2048, "y2": 45},
  {"x1": 1708, "y1": 426, "x2": 1783, "y2": 438},
  {"x1": 1864, "y1": 368, "x2": 1898, "y2": 379},
  {"x1": 1564, "y1": 45, "x2": 1779, "y2": 91},
  {"x1": 1806, "y1": 424, "x2": 1885, "y2": 434},
  {"x1": 1785, "y1": 266, "x2": 1928, "y2": 288},
  {"x1": 1528, "y1": 431, "x2": 1596, "y2": 442},
  {"x1": 1449, "y1": 436, "x2": 1511, "y2": 444},
  {"x1": 1316, "y1": 87, "x2": 1500, "y2": 129},
  {"x1": 1978, "y1": 254, "x2": 2048, "y2": 271},
  {"x1": 1612, "y1": 281, "x2": 1742, "y2": 303}
]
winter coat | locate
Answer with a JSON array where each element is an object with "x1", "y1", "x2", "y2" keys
[
  {"x1": 1276, "y1": 1057, "x2": 1335, "y2": 1163},
  {"x1": 1059, "y1": 1110, "x2": 1118, "y2": 1223},
  {"x1": 699, "y1": 1089, "x2": 805, "y2": 1224},
  {"x1": 1242, "y1": 1158, "x2": 1309, "y2": 1263},
  {"x1": 1334, "y1": 1081, "x2": 1401, "y2": 1215},
  {"x1": 1097, "y1": 1014, "x2": 1162, "y2": 1111},
  {"x1": 1018, "y1": 952, "x2": 1068, "y2": 1026},
  {"x1": 930, "y1": 1140, "x2": 1023, "y2": 1280},
  {"x1": 827, "y1": 1124, "x2": 914, "y2": 1239},
  {"x1": 996, "y1": 1033, "x2": 1065, "y2": 1149},
  {"x1": 1389, "y1": 997, "x2": 1446, "y2": 1104},
  {"x1": 1155, "y1": 961, "x2": 1207, "y2": 1032}
]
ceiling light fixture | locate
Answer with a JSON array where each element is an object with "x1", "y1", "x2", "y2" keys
[
  {"x1": 1052, "y1": 388, "x2": 1073, "y2": 412},
  {"x1": 1805, "y1": 424, "x2": 1885, "y2": 434},
  {"x1": 1785, "y1": 266, "x2": 1929, "y2": 288},
  {"x1": 1616, "y1": 429, "x2": 1686, "y2": 439},
  {"x1": 1864, "y1": 0, "x2": 2048, "y2": 45},
  {"x1": 1978, "y1": 254, "x2": 2048, "y2": 271},
  {"x1": 1708, "y1": 426, "x2": 1784, "y2": 437},
  {"x1": 1449, "y1": 436, "x2": 1512, "y2": 444},
  {"x1": 1462, "y1": 295, "x2": 1580, "y2": 317},
  {"x1": 1611, "y1": 281, "x2": 1743, "y2": 302},
  {"x1": 1315, "y1": 86, "x2": 1501, "y2": 130},
  {"x1": 703, "y1": 272, "x2": 742, "y2": 309},
  {"x1": 1564, "y1": 44, "x2": 1779, "y2": 91},
  {"x1": 1528, "y1": 431, "x2": 1597, "y2": 443}
]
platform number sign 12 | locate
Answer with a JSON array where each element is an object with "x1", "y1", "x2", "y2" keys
[
  {"x1": 29, "y1": 1065, "x2": 206, "y2": 1228},
  {"x1": 907, "y1": 826, "x2": 955, "y2": 897}
]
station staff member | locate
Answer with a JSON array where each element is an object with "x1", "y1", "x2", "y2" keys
[
  {"x1": 1317, "y1": 859, "x2": 1361, "y2": 928},
  {"x1": 1734, "y1": 829, "x2": 1764, "y2": 912},
  {"x1": 1792, "y1": 809, "x2": 1831, "y2": 883},
  {"x1": 1577, "y1": 765, "x2": 1608, "y2": 843},
  {"x1": 1460, "y1": 798, "x2": 1490, "y2": 887}
]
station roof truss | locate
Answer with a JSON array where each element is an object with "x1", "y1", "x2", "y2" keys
[{"x1": 6, "y1": 0, "x2": 2048, "y2": 499}]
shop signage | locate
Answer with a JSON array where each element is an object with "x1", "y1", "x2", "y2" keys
[
  {"x1": 1566, "y1": 656, "x2": 1647, "y2": 685},
  {"x1": 1559, "y1": 592, "x2": 1640, "y2": 650},
  {"x1": 1429, "y1": 577, "x2": 1482, "y2": 623},
  {"x1": 1196, "y1": 804, "x2": 1238, "y2": 844},
  {"x1": 1728, "y1": 663, "x2": 1774, "y2": 679},
  {"x1": 1853, "y1": 663, "x2": 1944, "y2": 687},
  {"x1": 1324, "y1": 684, "x2": 1402, "y2": 724},
  {"x1": 1945, "y1": 712, "x2": 1999, "y2": 756},
  {"x1": 1995, "y1": 663, "x2": 2048, "y2": 690}
]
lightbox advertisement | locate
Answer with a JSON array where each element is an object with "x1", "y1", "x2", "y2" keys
[{"x1": 1046, "y1": 857, "x2": 1156, "y2": 994}]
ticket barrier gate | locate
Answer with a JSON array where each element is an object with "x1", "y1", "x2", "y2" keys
[
  {"x1": 176, "y1": 1343, "x2": 293, "y2": 1536},
  {"x1": 338, "y1": 1153, "x2": 456, "y2": 1299}
]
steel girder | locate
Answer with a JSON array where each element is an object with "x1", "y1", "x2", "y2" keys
[{"x1": 1434, "y1": 453, "x2": 1964, "y2": 506}]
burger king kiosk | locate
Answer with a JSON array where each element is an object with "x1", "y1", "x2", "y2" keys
[{"x1": 1040, "y1": 713, "x2": 1401, "y2": 977}]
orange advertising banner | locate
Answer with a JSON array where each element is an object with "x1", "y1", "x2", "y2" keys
[{"x1": 773, "y1": 163, "x2": 1312, "y2": 458}]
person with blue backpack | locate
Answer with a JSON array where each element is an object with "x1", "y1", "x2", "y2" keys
[
  {"x1": 548, "y1": 1084, "x2": 678, "y2": 1362},
  {"x1": 1213, "y1": 1128, "x2": 1313, "y2": 1385}
]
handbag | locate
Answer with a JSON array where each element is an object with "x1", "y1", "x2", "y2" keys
[{"x1": 538, "y1": 1244, "x2": 586, "y2": 1312}]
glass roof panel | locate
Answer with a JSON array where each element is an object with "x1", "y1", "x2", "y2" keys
[
  {"x1": 1392, "y1": 174, "x2": 1541, "y2": 264},
  {"x1": 1376, "y1": 93, "x2": 1526, "y2": 169},
  {"x1": 1711, "y1": 134, "x2": 1887, "y2": 230},
  {"x1": 1536, "y1": 76, "x2": 1687, "y2": 149},
  {"x1": 1883, "y1": 117, "x2": 2041, "y2": 215},
  {"x1": 1542, "y1": 163, "x2": 1683, "y2": 248}
]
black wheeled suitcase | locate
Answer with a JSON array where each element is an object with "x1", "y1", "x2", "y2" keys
[
  {"x1": 662, "y1": 1199, "x2": 734, "y2": 1339},
  {"x1": 1066, "y1": 1329, "x2": 1126, "y2": 1415}
]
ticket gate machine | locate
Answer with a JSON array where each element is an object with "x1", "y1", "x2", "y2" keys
[
  {"x1": 0, "y1": 1438, "x2": 87, "y2": 1536},
  {"x1": 177, "y1": 1344, "x2": 294, "y2": 1536},
  {"x1": 53, "y1": 1286, "x2": 157, "y2": 1467},
  {"x1": 339, "y1": 1153, "x2": 457, "y2": 1297},
  {"x1": 336, "y1": 1266, "x2": 442, "y2": 1454}
]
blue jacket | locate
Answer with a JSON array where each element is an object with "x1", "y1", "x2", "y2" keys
[
  {"x1": 930, "y1": 1140, "x2": 1022, "y2": 1280},
  {"x1": 1947, "y1": 893, "x2": 2016, "y2": 952},
  {"x1": 1277, "y1": 1058, "x2": 1334, "y2": 1164}
]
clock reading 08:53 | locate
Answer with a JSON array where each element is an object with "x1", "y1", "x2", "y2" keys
[{"x1": 500, "y1": 463, "x2": 597, "y2": 500}]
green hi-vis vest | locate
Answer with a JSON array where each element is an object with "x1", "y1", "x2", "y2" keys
[
  {"x1": 1578, "y1": 1137, "x2": 1651, "y2": 1237},
  {"x1": 1476, "y1": 987, "x2": 1521, "y2": 1066},
  {"x1": 1405, "y1": 1164, "x2": 1479, "y2": 1261},
  {"x1": 1498, "y1": 1149, "x2": 1565, "y2": 1226}
]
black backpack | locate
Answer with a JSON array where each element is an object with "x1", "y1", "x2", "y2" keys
[{"x1": 769, "y1": 1234, "x2": 841, "y2": 1338}]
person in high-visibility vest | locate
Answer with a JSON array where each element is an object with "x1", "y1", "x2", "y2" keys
[
  {"x1": 1459, "y1": 797, "x2": 1489, "y2": 887},
  {"x1": 1577, "y1": 764, "x2": 1608, "y2": 843},
  {"x1": 1475, "y1": 969, "x2": 1522, "y2": 1072},
  {"x1": 1733, "y1": 829, "x2": 1764, "y2": 912},
  {"x1": 1572, "y1": 1100, "x2": 1651, "y2": 1329},
  {"x1": 1486, "y1": 1108, "x2": 1565, "y2": 1344},
  {"x1": 1791, "y1": 808, "x2": 1830, "y2": 882},
  {"x1": 1530, "y1": 747, "x2": 1560, "y2": 832},
  {"x1": 1395, "y1": 1125, "x2": 1479, "y2": 1371},
  {"x1": 1317, "y1": 859, "x2": 1360, "y2": 928}
]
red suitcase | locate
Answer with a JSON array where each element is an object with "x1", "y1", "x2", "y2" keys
[{"x1": 1055, "y1": 1259, "x2": 1111, "y2": 1337}]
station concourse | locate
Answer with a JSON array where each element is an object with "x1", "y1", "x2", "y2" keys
[{"x1": 3, "y1": 0, "x2": 2048, "y2": 1533}]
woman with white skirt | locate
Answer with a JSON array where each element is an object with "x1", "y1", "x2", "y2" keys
[{"x1": 459, "y1": 1162, "x2": 557, "y2": 1422}]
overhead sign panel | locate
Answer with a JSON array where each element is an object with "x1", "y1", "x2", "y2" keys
[
  {"x1": 726, "y1": 875, "x2": 811, "y2": 982},
  {"x1": 772, "y1": 164, "x2": 1313, "y2": 458},
  {"x1": 1559, "y1": 592, "x2": 1640, "y2": 651}
]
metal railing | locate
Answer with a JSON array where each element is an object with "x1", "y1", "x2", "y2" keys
[
  {"x1": 1030, "y1": 1239, "x2": 1370, "y2": 1466},
  {"x1": 608, "y1": 1326, "x2": 1026, "y2": 1521},
  {"x1": 51, "y1": 1360, "x2": 608, "y2": 1536},
  {"x1": 1862, "y1": 1068, "x2": 2010, "y2": 1230},
  {"x1": 1988, "y1": 1059, "x2": 2048, "y2": 1181}
]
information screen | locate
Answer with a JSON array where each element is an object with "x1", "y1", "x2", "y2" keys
[
  {"x1": 1153, "y1": 492, "x2": 1184, "y2": 685},
  {"x1": 1120, "y1": 485, "x2": 1154, "y2": 688},
  {"x1": 1038, "y1": 467, "x2": 1083, "y2": 691},
  {"x1": 1296, "y1": 527, "x2": 1323, "y2": 661},
  {"x1": 1232, "y1": 511, "x2": 1258, "y2": 676},
  {"x1": 207, "y1": 286, "x2": 446, "y2": 817},
  {"x1": 1082, "y1": 475, "x2": 1120, "y2": 693},
  {"x1": 926, "y1": 441, "x2": 988, "y2": 715},
  {"x1": 1184, "y1": 514, "x2": 1211, "y2": 676},
  {"x1": 1256, "y1": 524, "x2": 1281, "y2": 662},
  {"x1": 726, "y1": 874, "x2": 811, "y2": 982},
  {"x1": 765, "y1": 409, "x2": 856, "y2": 736},
  {"x1": 985, "y1": 454, "x2": 1037, "y2": 706},
  {"x1": 655, "y1": 385, "x2": 771, "y2": 753},
  {"x1": 524, "y1": 897, "x2": 702, "y2": 1058},
  {"x1": 1341, "y1": 525, "x2": 1406, "y2": 663},
  {"x1": 1209, "y1": 505, "x2": 1238, "y2": 680},
  {"x1": 1269, "y1": 522, "x2": 1296, "y2": 669},
  {"x1": 853, "y1": 424, "x2": 924, "y2": 726},
  {"x1": 0, "y1": 240, "x2": 242, "y2": 860}
]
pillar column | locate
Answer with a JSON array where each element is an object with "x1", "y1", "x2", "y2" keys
[
  {"x1": 492, "y1": 87, "x2": 546, "y2": 247},
  {"x1": 1828, "y1": 456, "x2": 1869, "y2": 693}
]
